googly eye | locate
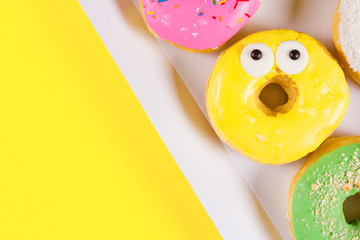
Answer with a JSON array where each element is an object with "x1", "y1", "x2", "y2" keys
[
  {"x1": 275, "y1": 41, "x2": 309, "y2": 75},
  {"x1": 240, "y1": 43, "x2": 275, "y2": 78}
]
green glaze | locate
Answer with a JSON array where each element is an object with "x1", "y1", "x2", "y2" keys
[{"x1": 292, "y1": 143, "x2": 360, "y2": 240}]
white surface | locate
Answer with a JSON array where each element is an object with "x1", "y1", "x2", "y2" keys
[
  {"x1": 77, "y1": 0, "x2": 281, "y2": 239},
  {"x1": 131, "y1": 0, "x2": 360, "y2": 239}
]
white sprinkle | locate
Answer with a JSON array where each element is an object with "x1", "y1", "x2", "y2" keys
[
  {"x1": 256, "y1": 134, "x2": 266, "y2": 142},
  {"x1": 311, "y1": 184, "x2": 320, "y2": 191}
]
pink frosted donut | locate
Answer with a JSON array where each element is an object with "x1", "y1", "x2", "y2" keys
[{"x1": 140, "y1": 0, "x2": 261, "y2": 52}]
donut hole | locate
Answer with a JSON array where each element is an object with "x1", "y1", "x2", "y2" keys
[
  {"x1": 259, "y1": 83, "x2": 288, "y2": 109},
  {"x1": 343, "y1": 193, "x2": 360, "y2": 225},
  {"x1": 256, "y1": 75, "x2": 298, "y2": 117}
]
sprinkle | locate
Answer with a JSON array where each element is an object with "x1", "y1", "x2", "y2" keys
[
  {"x1": 147, "y1": 11, "x2": 154, "y2": 15},
  {"x1": 256, "y1": 134, "x2": 266, "y2": 142},
  {"x1": 346, "y1": 171, "x2": 354, "y2": 177},
  {"x1": 311, "y1": 184, "x2": 320, "y2": 191},
  {"x1": 342, "y1": 183, "x2": 353, "y2": 192},
  {"x1": 234, "y1": 2, "x2": 239, "y2": 9}
]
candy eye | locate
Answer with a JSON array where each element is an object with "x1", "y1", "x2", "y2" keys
[
  {"x1": 240, "y1": 43, "x2": 275, "y2": 78},
  {"x1": 276, "y1": 41, "x2": 309, "y2": 75},
  {"x1": 251, "y1": 49, "x2": 262, "y2": 60}
]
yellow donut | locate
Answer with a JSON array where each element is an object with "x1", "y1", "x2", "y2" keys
[{"x1": 206, "y1": 29, "x2": 349, "y2": 165}]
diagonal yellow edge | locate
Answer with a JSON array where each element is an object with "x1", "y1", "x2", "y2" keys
[{"x1": 0, "y1": 0, "x2": 222, "y2": 239}]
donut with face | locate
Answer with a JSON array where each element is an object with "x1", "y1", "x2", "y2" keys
[{"x1": 206, "y1": 29, "x2": 349, "y2": 165}]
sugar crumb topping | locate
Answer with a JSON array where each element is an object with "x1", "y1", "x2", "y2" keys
[{"x1": 298, "y1": 147, "x2": 360, "y2": 239}]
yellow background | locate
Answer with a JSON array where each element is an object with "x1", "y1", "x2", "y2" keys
[{"x1": 0, "y1": 0, "x2": 221, "y2": 239}]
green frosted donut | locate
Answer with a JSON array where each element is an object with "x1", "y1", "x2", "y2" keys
[{"x1": 289, "y1": 137, "x2": 360, "y2": 239}]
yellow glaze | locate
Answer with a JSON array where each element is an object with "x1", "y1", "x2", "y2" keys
[{"x1": 206, "y1": 30, "x2": 349, "y2": 165}]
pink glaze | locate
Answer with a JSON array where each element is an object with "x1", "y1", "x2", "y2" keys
[{"x1": 141, "y1": 0, "x2": 261, "y2": 50}]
